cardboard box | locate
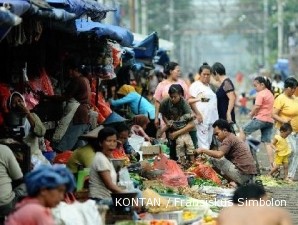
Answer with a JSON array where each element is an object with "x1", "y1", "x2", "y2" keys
[{"x1": 141, "y1": 146, "x2": 161, "y2": 155}]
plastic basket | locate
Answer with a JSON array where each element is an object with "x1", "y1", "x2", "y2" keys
[{"x1": 151, "y1": 211, "x2": 183, "y2": 224}]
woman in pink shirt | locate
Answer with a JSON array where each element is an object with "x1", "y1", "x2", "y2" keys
[
  {"x1": 5, "y1": 165, "x2": 75, "y2": 225},
  {"x1": 153, "y1": 62, "x2": 190, "y2": 128},
  {"x1": 240, "y1": 76, "x2": 275, "y2": 168}
]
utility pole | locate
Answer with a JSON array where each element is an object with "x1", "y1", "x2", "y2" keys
[
  {"x1": 135, "y1": 0, "x2": 139, "y2": 33},
  {"x1": 169, "y1": 0, "x2": 174, "y2": 43},
  {"x1": 263, "y1": 0, "x2": 269, "y2": 68},
  {"x1": 141, "y1": 0, "x2": 147, "y2": 35},
  {"x1": 129, "y1": 0, "x2": 136, "y2": 32},
  {"x1": 277, "y1": 0, "x2": 284, "y2": 58}
]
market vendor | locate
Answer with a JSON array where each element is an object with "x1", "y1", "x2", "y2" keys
[
  {"x1": 110, "y1": 85, "x2": 156, "y2": 137},
  {"x1": 89, "y1": 127, "x2": 126, "y2": 204},
  {"x1": 5, "y1": 92, "x2": 49, "y2": 167},
  {"x1": 0, "y1": 144, "x2": 26, "y2": 222},
  {"x1": 45, "y1": 57, "x2": 91, "y2": 152},
  {"x1": 196, "y1": 119, "x2": 257, "y2": 186},
  {"x1": 5, "y1": 165, "x2": 75, "y2": 225}
]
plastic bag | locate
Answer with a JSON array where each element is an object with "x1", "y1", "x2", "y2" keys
[
  {"x1": 118, "y1": 167, "x2": 134, "y2": 190},
  {"x1": 189, "y1": 162, "x2": 222, "y2": 185},
  {"x1": 53, "y1": 151, "x2": 73, "y2": 164},
  {"x1": 153, "y1": 153, "x2": 168, "y2": 170},
  {"x1": 161, "y1": 160, "x2": 188, "y2": 187}
]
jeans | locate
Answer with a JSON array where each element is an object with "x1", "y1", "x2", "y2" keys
[{"x1": 53, "y1": 123, "x2": 90, "y2": 152}]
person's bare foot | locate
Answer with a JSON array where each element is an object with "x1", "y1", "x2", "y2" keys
[
  {"x1": 285, "y1": 177, "x2": 294, "y2": 183},
  {"x1": 228, "y1": 181, "x2": 238, "y2": 188}
]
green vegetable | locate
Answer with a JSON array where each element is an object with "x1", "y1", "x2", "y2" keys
[{"x1": 193, "y1": 178, "x2": 218, "y2": 187}]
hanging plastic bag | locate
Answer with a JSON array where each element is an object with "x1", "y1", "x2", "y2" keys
[{"x1": 161, "y1": 160, "x2": 188, "y2": 187}]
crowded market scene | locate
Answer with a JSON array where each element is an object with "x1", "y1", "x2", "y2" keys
[{"x1": 0, "y1": 0, "x2": 298, "y2": 224}]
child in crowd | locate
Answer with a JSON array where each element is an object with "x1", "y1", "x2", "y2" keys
[
  {"x1": 113, "y1": 123, "x2": 140, "y2": 162},
  {"x1": 240, "y1": 76, "x2": 275, "y2": 167},
  {"x1": 5, "y1": 165, "x2": 75, "y2": 225},
  {"x1": 158, "y1": 109, "x2": 195, "y2": 165},
  {"x1": 269, "y1": 123, "x2": 292, "y2": 181},
  {"x1": 130, "y1": 115, "x2": 151, "y2": 142},
  {"x1": 239, "y1": 92, "x2": 249, "y2": 115}
]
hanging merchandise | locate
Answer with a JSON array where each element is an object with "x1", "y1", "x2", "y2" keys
[
  {"x1": 95, "y1": 40, "x2": 116, "y2": 80},
  {"x1": 109, "y1": 41, "x2": 121, "y2": 68},
  {"x1": 90, "y1": 92, "x2": 112, "y2": 124}
]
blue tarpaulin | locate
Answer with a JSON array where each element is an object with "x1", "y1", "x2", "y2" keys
[
  {"x1": 75, "y1": 19, "x2": 134, "y2": 47},
  {"x1": 133, "y1": 32, "x2": 158, "y2": 59}
]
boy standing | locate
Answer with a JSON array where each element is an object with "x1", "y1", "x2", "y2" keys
[{"x1": 269, "y1": 123, "x2": 292, "y2": 181}]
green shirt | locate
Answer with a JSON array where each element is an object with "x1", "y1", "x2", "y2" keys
[{"x1": 159, "y1": 97, "x2": 196, "y2": 132}]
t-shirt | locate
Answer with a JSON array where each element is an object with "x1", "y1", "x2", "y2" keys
[
  {"x1": 65, "y1": 76, "x2": 91, "y2": 124},
  {"x1": 189, "y1": 80, "x2": 218, "y2": 124},
  {"x1": 239, "y1": 97, "x2": 247, "y2": 107},
  {"x1": 66, "y1": 144, "x2": 95, "y2": 173},
  {"x1": 219, "y1": 133, "x2": 257, "y2": 175},
  {"x1": 4, "y1": 198, "x2": 54, "y2": 225},
  {"x1": 89, "y1": 152, "x2": 117, "y2": 199},
  {"x1": 153, "y1": 79, "x2": 189, "y2": 103},
  {"x1": 274, "y1": 93, "x2": 298, "y2": 132},
  {"x1": 0, "y1": 144, "x2": 23, "y2": 206},
  {"x1": 254, "y1": 89, "x2": 274, "y2": 123},
  {"x1": 274, "y1": 135, "x2": 291, "y2": 156},
  {"x1": 216, "y1": 78, "x2": 236, "y2": 122},
  {"x1": 159, "y1": 98, "x2": 196, "y2": 132}
]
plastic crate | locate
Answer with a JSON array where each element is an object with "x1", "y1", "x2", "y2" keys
[{"x1": 150, "y1": 211, "x2": 183, "y2": 224}]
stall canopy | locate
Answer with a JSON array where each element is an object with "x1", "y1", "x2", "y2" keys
[
  {"x1": 133, "y1": 32, "x2": 174, "y2": 51},
  {"x1": 75, "y1": 19, "x2": 134, "y2": 47},
  {"x1": 133, "y1": 32, "x2": 159, "y2": 59}
]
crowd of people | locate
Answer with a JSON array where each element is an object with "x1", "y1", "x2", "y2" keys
[{"x1": 0, "y1": 59, "x2": 297, "y2": 224}]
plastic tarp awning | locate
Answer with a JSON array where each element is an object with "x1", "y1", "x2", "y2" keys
[
  {"x1": 75, "y1": 19, "x2": 134, "y2": 47},
  {"x1": 133, "y1": 32, "x2": 174, "y2": 51},
  {"x1": 133, "y1": 32, "x2": 159, "y2": 59}
]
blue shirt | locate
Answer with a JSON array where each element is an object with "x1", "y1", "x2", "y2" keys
[{"x1": 111, "y1": 92, "x2": 155, "y2": 119}]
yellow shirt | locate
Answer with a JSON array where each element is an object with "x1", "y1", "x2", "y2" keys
[
  {"x1": 273, "y1": 93, "x2": 298, "y2": 132},
  {"x1": 274, "y1": 135, "x2": 291, "y2": 156}
]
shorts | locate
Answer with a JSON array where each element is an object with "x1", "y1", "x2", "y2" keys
[
  {"x1": 242, "y1": 119, "x2": 273, "y2": 143},
  {"x1": 275, "y1": 154, "x2": 289, "y2": 165},
  {"x1": 176, "y1": 133, "x2": 195, "y2": 157}
]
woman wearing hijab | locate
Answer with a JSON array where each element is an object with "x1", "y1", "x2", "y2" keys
[
  {"x1": 5, "y1": 165, "x2": 75, "y2": 225},
  {"x1": 6, "y1": 92, "x2": 49, "y2": 167}
]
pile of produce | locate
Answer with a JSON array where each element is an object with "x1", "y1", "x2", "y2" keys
[
  {"x1": 142, "y1": 189, "x2": 183, "y2": 213},
  {"x1": 257, "y1": 175, "x2": 295, "y2": 187},
  {"x1": 115, "y1": 221, "x2": 176, "y2": 225}
]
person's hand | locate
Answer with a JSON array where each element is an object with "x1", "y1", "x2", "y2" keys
[
  {"x1": 167, "y1": 120, "x2": 174, "y2": 127},
  {"x1": 169, "y1": 132, "x2": 177, "y2": 140},
  {"x1": 226, "y1": 113, "x2": 232, "y2": 123},
  {"x1": 154, "y1": 118, "x2": 160, "y2": 128},
  {"x1": 17, "y1": 102, "x2": 30, "y2": 115},
  {"x1": 195, "y1": 148, "x2": 204, "y2": 155},
  {"x1": 195, "y1": 114, "x2": 203, "y2": 124}
]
